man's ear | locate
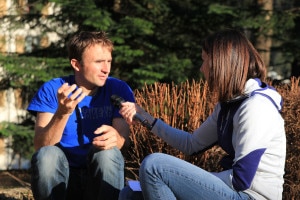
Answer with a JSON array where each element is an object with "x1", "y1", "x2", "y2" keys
[{"x1": 70, "y1": 59, "x2": 81, "y2": 72}]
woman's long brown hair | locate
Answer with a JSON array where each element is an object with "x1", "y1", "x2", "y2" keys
[{"x1": 202, "y1": 29, "x2": 266, "y2": 102}]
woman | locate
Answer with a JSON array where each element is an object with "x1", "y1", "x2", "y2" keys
[{"x1": 119, "y1": 29, "x2": 286, "y2": 200}]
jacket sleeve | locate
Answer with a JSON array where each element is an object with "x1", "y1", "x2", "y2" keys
[{"x1": 151, "y1": 104, "x2": 220, "y2": 155}]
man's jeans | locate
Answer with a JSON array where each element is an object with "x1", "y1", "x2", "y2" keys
[
  {"x1": 119, "y1": 153, "x2": 254, "y2": 200},
  {"x1": 31, "y1": 145, "x2": 124, "y2": 200}
]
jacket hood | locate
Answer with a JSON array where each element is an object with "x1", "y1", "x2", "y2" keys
[{"x1": 244, "y1": 78, "x2": 283, "y2": 112}]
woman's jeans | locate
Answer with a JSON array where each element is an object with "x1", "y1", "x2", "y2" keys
[
  {"x1": 119, "y1": 153, "x2": 254, "y2": 200},
  {"x1": 31, "y1": 145, "x2": 124, "y2": 200}
]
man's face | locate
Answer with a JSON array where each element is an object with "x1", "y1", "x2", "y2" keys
[{"x1": 79, "y1": 44, "x2": 112, "y2": 88}]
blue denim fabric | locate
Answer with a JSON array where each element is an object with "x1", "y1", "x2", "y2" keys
[
  {"x1": 137, "y1": 153, "x2": 254, "y2": 200},
  {"x1": 31, "y1": 145, "x2": 124, "y2": 200}
]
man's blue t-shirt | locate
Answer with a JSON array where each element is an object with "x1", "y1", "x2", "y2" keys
[{"x1": 27, "y1": 75, "x2": 135, "y2": 168}]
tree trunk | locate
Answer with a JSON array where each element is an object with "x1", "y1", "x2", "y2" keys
[
  {"x1": 255, "y1": 0, "x2": 273, "y2": 69},
  {"x1": 291, "y1": 59, "x2": 300, "y2": 78}
]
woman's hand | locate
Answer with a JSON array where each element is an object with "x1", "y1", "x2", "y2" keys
[
  {"x1": 119, "y1": 102, "x2": 156, "y2": 127},
  {"x1": 119, "y1": 102, "x2": 139, "y2": 124}
]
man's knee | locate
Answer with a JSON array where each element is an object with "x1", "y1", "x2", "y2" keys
[
  {"x1": 31, "y1": 146, "x2": 68, "y2": 177},
  {"x1": 89, "y1": 147, "x2": 124, "y2": 170},
  {"x1": 31, "y1": 146, "x2": 69, "y2": 200},
  {"x1": 86, "y1": 147, "x2": 125, "y2": 195}
]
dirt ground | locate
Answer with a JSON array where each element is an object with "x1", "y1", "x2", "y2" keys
[{"x1": 0, "y1": 170, "x2": 33, "y2": 200}]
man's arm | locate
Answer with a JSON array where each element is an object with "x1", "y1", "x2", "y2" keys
[
  {"x1": 33, "y1": 112, "x2": 70, "y2": 150},
  {"x1": 33, "y1": 83, "x2": 86, "y2": 150}
]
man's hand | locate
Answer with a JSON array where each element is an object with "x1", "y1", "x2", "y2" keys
[
  {"x1": 93, "y1": 125, "x2": 119, "y2": 150},
  {"x1": 56, "y1": 83, "x2": 86, "y2": 116}
]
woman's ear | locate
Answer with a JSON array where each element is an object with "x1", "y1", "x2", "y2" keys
[{"x1": 70, "y1": 59, "x2": 81, "y2": 72}]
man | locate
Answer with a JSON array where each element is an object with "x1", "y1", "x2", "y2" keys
[{"x1": 28, "y1": 31, "x2": 135, "y2": 200}]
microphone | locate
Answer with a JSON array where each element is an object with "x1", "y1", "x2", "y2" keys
[{"x1": 110, "y1": 95, "x2": 153, "y2": 130}]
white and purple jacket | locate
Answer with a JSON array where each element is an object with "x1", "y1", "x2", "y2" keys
[{"x1": 151, "y1": 78, "x2": 286, "y2": 200}]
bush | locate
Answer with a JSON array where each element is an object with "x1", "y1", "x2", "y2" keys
[{"x1": 125, "y1": 77, "x2": 300, "y2": 199}]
